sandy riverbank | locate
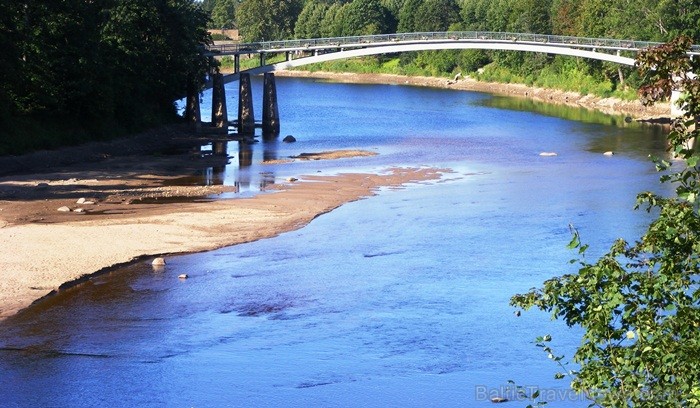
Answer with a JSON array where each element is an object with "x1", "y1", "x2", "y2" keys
[
  {"x1": 0, "y1": 165, "x2": 444, "y2": 320},
  {"x1": 273, "y1": 70, "x2": 670, "y2": 120},
  {"x1": 0, "y1": 123, "x2": 444, "y2": 319}
]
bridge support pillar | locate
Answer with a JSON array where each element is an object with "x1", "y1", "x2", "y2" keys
[
  {"x1": 234, "y1": 55, "x2": 240, "y2": 73},
  {"x1": 262, "y1": 73, "x2": 280, "y2": 137},
  {"x1": 213, "y1": 141, "x2": 228, "y2": 156},
  {"x1": 238, "y1": 73, "x2": 256, "y2": 136},
  {"x1": 212, "y1": 73, "x2": 228, "y2": 130},
  {"x1": 185, "y1": 74, "x2": 201, "y2": 130}
]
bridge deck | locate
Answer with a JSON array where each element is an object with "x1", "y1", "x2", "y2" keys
[{"x1": 207, "y1": 31, "x2": 700, "y2": 57}]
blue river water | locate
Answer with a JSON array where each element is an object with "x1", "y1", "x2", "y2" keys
[{"x1": 0, "y1": 77, "x2": 670, "y2": 407}]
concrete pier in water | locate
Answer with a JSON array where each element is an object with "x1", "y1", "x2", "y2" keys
[
  {"x1": 185, "y1": 75, "x2": 201, "y2": 130},
  {"x1": 211, "y1": 73, "x2": 228, "y2": 130},
  {"x1": 262, "y1": 73, "x2": 280, "y2": 136},
  {"x1": 237, "y1": 73, "x2": 256, "y2": 136}
]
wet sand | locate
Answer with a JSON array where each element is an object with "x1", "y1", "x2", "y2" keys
[{"x1": 0, "y1": 144, "x2": 444, "y2": 319}]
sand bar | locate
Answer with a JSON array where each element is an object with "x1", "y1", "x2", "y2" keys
[{"x1": 0, "y1": 158, "x2": 443, "y2": 320}]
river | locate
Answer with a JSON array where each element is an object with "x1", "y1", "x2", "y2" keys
[{"x1": 0, "y1": 77, "x2": 670, "y2": 407}]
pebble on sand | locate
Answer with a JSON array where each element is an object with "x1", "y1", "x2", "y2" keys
[
  {"x1": 151, "y1": 257, "x2": 166, "y2": 266},
  {"x1": 57, "y1": 206, "x2": 71, "y2": 212}
]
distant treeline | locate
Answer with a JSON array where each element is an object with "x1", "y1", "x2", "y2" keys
[
  {"x1": 227, "y1": 0, "x2": 700, "y2": 49},
  {"x1": 213, "y1": 0, "x2": 700, "y2": 99},
  {"x1": 0, "y1": 1, "x2": 212, "y2": 155}
]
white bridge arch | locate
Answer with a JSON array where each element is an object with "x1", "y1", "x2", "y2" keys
[{"x1": 206, "y1": 31, "x2": 700, "y2": 84}]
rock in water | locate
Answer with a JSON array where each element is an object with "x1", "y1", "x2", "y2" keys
[
  {"x1": 282, "y1": 135, "x2": 296, "y2": 143},
  {"x1": 178, "y1": 274, "x2": 188, "y2": 279},
  {"x1": 152, "y1": 257, "x2": 166, "y2": 266}
]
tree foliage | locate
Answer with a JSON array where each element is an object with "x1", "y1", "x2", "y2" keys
[
  {"x1": 412, "y1": 0, "x2": 459, "y2": 33},
  {"x1": 341, "y1": 0, "x2": 394, "y2": 36},
  {"x1": 396, "y1": 0, "x2": 422, "y2": 33},
  {"x1": 0, "y1": 0, "x2": 212, "y2": 155},
  {"x1": 295, "y1": 0, "x2": 331, "y2": 39},
  {"x1": 236, "y1": 0, "x2": 303, "y2": 41},
  {"x1": 511, "y1": 36, "x2": 700, "y2": 406},
  {"x1": 210, "y1": 0, "x2": 238, "y2": 29}
]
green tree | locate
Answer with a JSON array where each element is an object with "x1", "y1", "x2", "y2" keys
[
  {"x1": 459, "y1": 0, "x2": 491, "y2": 31},
  {"x1": 210, "y1": 0, "x2": 237, "y2": 29},
  {"x1": 236, "y1": 0, "x2": 303, "y2": 41},
  {"x1": 511, "y1": 36, "x2": 700, "y2": 407},
  {"x1": 550, "y1": 0, "x2": 581, "y2": 35},
  {"x1": 380, "y1": 0, "x2": 402, "y2": 23},
  {"x1": 658, "y1": 0, "x2": 700, "y2": 42},
  {"x1": 397, "y1": 0, "x2": 422, "y2": 33},
  {"x1": 0, "y1": 1, "x2": 22, "y2": 123},
  {"x1": 0, "y1": 0, "x2": 212, "y2": 154},
  {"x1": 320, "y1": 2, "x2": 348, "y2": 37},
  {"x1": 200, "y1": 0, "x2": 217, "y2": 14},
  {"x1": 413, "y1": 0, "x2": 459, "y2": 32},
  {"x1": 341, "y1": 0, "x2": 393, "y2": 36},
  {"x1": 576, "y1": 0, "x2": 608, "y2": 37},
  {"x1": 295, "y1": 0, "x2": 330, "y2": 38},
  {"x1": 102, "y1": 0, "x2": 212, "y2": 129},
  {"x1": 508, "y1": 0, "x2": 552, "y2": 34},
  {"x1": 13, "y1": 0, "x2": 108, "y2": 126}
]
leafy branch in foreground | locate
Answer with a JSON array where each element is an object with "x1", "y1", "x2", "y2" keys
[{"x1": 511, "y1": 36, "x2": 700, "y2": 407}]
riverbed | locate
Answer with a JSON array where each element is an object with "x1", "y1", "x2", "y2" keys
[{"x1": 0, "y1": 76, "x2": 670, "y2": 407}]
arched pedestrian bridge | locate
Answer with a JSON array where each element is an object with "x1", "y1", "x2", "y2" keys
[
  {"x1": 206, "y1": 31, "x2": 700, "y2": 82},
  {"x1": 190, "y1": 32, "x2": 699, "y2": 137}
]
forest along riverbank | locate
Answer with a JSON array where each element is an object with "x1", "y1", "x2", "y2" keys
[{"x1": 273, "y1": 70, "x2": 671, "y2": 120}]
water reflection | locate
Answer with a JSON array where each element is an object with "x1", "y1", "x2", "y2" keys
[
  {"x1": 477, "y1": 96, "x2": 633, "y2": 126},
  {"x1": 476, "y1": 95, "x2": 670, "y2": 159},
  {"x1": 213, "y1": 139, "x2": 279, "y2": 196},
  {"x1": 202, "y1": 165, "x2": 225, "y2": 186},
  {"x1": 165, "y1": 137, "x2": 280, "y2": 196}
]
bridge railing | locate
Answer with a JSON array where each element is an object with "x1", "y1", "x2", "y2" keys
[{"x1": 207, "y1": 31, "x2": 700, "y2": 56}]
